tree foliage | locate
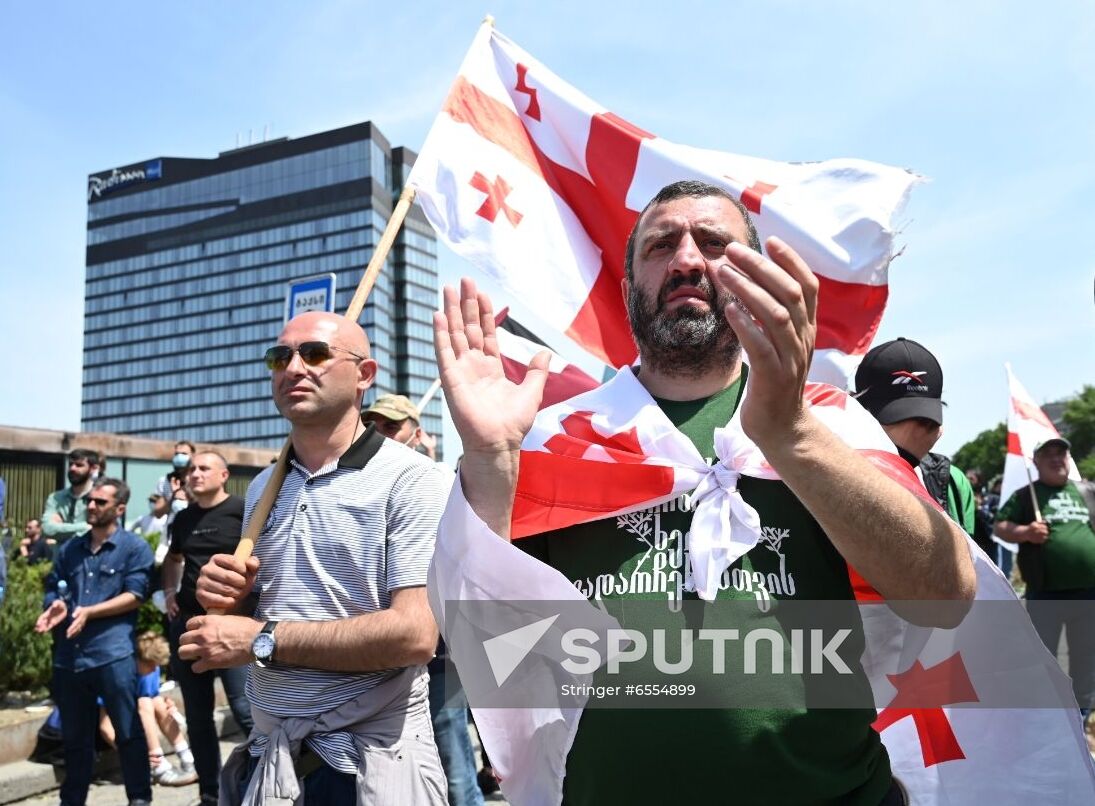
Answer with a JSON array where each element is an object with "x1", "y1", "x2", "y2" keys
[
  {"x1": 1078, "y1": 454, "x2": 1095, "y2": 482},
  {"x1": 953, "y1": 422, "x2": 1007, "y2": 482},
  {"x1": 0, "y1": 558, "x2": 54, "y2": 693},
  {"x1": 1063, "y1": 385, "x2": 1095, "y2": 465}
]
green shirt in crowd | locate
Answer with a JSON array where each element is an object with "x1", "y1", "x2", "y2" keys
[
  {"x1": 516, "y1": 369, "x2": 891, "y2": 806},
  {"x1": 41, "y1": 486, "x2": 91, "y2": 544},
  {"x1": 998, "y1": 480, "x2": 1095, "y2": 592},
  {"x1": 945, "y1": 464, "x2": 976, "y2": 537}
]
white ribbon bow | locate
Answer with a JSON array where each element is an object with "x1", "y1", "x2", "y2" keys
[{"x1": 686, "y1": 423, "x2": 764, "y2": 601}]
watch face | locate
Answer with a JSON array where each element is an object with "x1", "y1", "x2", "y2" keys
[{"x1": 253, "y1": 632, "x2": 275, "y2": 660}]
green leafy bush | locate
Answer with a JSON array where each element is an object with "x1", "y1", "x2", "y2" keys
[
  {"x1": 137, "y1": 531, "x2": 166, "y2": 637},
  {"x1": 0, "y1": 557, "x2": 53, "y2": 694}
]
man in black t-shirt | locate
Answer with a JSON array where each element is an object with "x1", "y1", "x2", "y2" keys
[{"x1": 163, "y1": 451, "x2": 254, "y2": 806}]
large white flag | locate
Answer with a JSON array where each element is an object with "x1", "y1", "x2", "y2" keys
[
  {"x1": 1000, "y1": 363, "x2": 1081, "y2": 508},
  {"x1": 430, "y1": 372, "x2": 1095, "y2": 805},
  {"x1": 408, "y1": 22, "x2": 918, "y2": 386}
]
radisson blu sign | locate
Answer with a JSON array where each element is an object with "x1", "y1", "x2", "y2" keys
[{"x1": 87, "y1": 159, "x2": 163, "y2": 201}]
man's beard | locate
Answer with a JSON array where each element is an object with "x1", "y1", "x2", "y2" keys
[
  {"x1": 68, "y1": 469, "x2": 89, "y2": 486},
  {"x1": 627, "y1": 274, "x2": 742, "y2": 378}
]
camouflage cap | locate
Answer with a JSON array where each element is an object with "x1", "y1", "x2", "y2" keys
[{"x1": 363, "y1": 394, "x2": 420, "y2": 423}]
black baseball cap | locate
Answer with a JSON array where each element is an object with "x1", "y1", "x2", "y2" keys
[{"x1": 853, "y1": 337, "x2": 944, "y2": 426}]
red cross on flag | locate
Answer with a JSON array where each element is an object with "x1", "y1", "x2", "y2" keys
[
  {"x1": 408, "y1": 22, "x2": 919, "y2": 386},
  {"x1": 999, "y1": 363, "x2": 1081, "y2": 507}
]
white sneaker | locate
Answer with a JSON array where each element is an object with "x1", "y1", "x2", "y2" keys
[{"x1": 153, "y1": 764, "x2": 199, "y2": 787}]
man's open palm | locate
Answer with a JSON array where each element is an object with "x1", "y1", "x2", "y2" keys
[{"x1": 434, "y1": 278, "x2": 549, "y2": 454}]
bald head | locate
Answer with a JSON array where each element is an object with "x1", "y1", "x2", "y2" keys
[
  {"x1": 193, "y1": 450, "x2": 228, "y2": 471},
  {"x1": 187, "y1": 450, "x2": 230, "y2": 501},
  {"x1": 271, "y1": 311, "x2": 378, "y2": 429},
  {"x1": 280, "y1": 311, "x2": 370, "y2": 357}
]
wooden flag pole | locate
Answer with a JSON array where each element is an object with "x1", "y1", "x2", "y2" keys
[
  {"x1": 1023, "y1": 460, "x2": 1044, "y2": 523},
  {"x1": 415, "y1": 377, "x2": 443, "y2": 413},
  {"x1": 214, "y1": 184, "x2": 418, "y2": 598}
]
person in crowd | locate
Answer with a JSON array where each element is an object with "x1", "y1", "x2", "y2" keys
[
  {"x1": 99, "y1": 631, "x2": 198, "y2": 787},
  {"x1": 434, "y1": 180, "x2": 975, "y2": 805},
  {"x1": 162, "y1": 451, "x2": 254, "y2": 806},
  {"x1": 132, "y1": 494, "x2": 170, "y2": 538},
  {"x1": 158, "y1": 441, "x2": 196, "y2": 502},
  {"x1": 42, "y1": 448, "x2": 102, "y2": 546},
  {"x1": 995, "y1": 437, "x2": 1095, "y2": 717},
  {"x1": 362, "y1": 393, "x2": 437, "y2": 460},
  {"x1": 179, "y1": 311, "x2": 450, "y2": 805},
  {"x1": 852, "y1": 337, "x2": 981, "y2": 548},
  {"x1": 19, "y1": 517, "x2": 54, "y2": 565},
  {"x1": 35, "y1": 477, "x2": 155, "y2": 806}
]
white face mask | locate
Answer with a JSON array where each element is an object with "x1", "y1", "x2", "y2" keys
[{"x1": 171, "y1": 499, "x2": 188, "y2": 514}]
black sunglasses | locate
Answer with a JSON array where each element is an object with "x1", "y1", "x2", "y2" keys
[
  {"x1": 263, "y1": 341, "x2": 366, "y2": 371},
  {"x1": 87, "y1": 496, "x2": 112, "y2": 507}
]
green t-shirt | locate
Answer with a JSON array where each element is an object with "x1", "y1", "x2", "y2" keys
[
  {"x1": 945, "y1": 464, "x2": 977, "y2": 537},
  {"x1": 999, "y1": 481, "x2": 1095, "y2": 591},
  {"x1": 516, "y1": 372, "x2": 891, "y2": 806}
]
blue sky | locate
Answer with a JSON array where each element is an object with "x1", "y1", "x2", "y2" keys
[{"x1": 1, "y1": 1, "x2": 1092, "y2": 457}]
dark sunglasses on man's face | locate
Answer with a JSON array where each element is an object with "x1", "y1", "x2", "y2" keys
[
  {"x1": 87, "y1": 497, "x2": 112, "y2": 507},
  {"x1": 263, "y1": 341, "x2": 366, "y2": 371}
]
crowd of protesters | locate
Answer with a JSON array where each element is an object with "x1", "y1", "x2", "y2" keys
[
  {"x1": 0, "y1": 421, "x2": 501, "y2": 806},
  {"x1": 0, "y1": 185, "x2": 1092, "y2": 806}
]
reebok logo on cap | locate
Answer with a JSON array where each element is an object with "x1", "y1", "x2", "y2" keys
[{"x1": 890, "y1": 370, "x2": 928, "y2": 391}]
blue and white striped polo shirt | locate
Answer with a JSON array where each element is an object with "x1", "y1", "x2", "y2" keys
[{"x1": 244, "y1": 424, "x2": 452, "y2": 772}]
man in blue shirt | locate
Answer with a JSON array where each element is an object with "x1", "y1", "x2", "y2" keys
[{"x1": 35, "y1": 477, "x2": 155, "y2": 806}]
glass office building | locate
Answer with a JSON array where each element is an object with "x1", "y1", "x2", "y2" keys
[{"x1": 82, "y1": 123, "x2": 442, "y2": 452}]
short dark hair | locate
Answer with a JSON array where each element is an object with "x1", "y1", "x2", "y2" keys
[
  {"x1": 623, "y1": 180, "x2": 762, "y2": 282},
  {"x1": 68, "y1": 448, "x2": 101, "y2": 466},
  {"x1": 92, "y1": 477, "x2": 130, "y2": 506},
  {"x1": 25, "y1": 517, "x2": 41, "y2": 528},
  {"x1": 175, "y1": 440, "x2": 196, "y2": 453}
]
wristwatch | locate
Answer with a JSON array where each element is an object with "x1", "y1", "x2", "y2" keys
[{"x1": 252, "y1": 621, "x2": 278, "y2": 667}]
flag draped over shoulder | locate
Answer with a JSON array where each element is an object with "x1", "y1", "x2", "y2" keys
[
  {"x1": 1000, "y1": 363, "x2": 1081, "y2": 506},
  {"x1": 429, "y1": 371, "x2": 1095, "y2": 805},
  {"x1": 408, "y1": 22, "x2": 919, "y2": 385}
]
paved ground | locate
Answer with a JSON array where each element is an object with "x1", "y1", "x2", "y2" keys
[
  {"x1": 8, "y1": 738, "x2": 238, "y2": 805},
  {"x1": 8, "y1": 733, "x2": 508, "y2": 805}
]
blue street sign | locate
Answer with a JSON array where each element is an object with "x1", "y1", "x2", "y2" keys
[{"x1": 285, "y1": 273, "x2": 337, "y2": 322}]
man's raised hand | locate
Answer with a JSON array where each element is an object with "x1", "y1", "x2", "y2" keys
[
  {"x1": 434, "y1": 278, "x2": 550, "y2": 456},
  {"x1": 434, "y1": 278, "x2": 550, "y2": 537},
  {"x1": 715, "y1": 237, "x2": 818, "y2": 448}
]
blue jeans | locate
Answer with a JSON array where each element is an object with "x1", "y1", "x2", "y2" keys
[
  {"x1": 170, "y1": 613, "x2": 254, "y2": 801},
  {"x1": 1026, "y1": 587, "x2": 1095, "y2": 712},
  {"x1": 53, "y1": 656, "x2": 151, "y2": 806},
  {"x1": 428, "y1": 657, "x2": 484, "y2": 806}
]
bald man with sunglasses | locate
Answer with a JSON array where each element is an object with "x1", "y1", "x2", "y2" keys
[{"x1": 178, "y1": 312, "x2": 450, "y2": 806}]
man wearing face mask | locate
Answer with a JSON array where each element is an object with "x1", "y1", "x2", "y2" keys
[
  {"x1": 158, "y1": 440, "x2": 196, "y2": 502},
  {"x1": 42, "y1": 449, "x2": 103, "y2": 546},
  {"x1": 361, "y1": 394, "x2": 437, "y2": 460}
]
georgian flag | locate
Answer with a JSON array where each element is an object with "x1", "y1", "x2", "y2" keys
[
  {"x1": 408, "y1": 22, "x2": 918, "y2": 386},
  {"x1": 495, "y1": 308, "x2": 600, "y2": 409},
  {"x1": 1000, "y1": 363, "x2": 1081, "y2": 508},
  {"x1": 429, "y1": 372, "x2": 1095, "y2": 805}
]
